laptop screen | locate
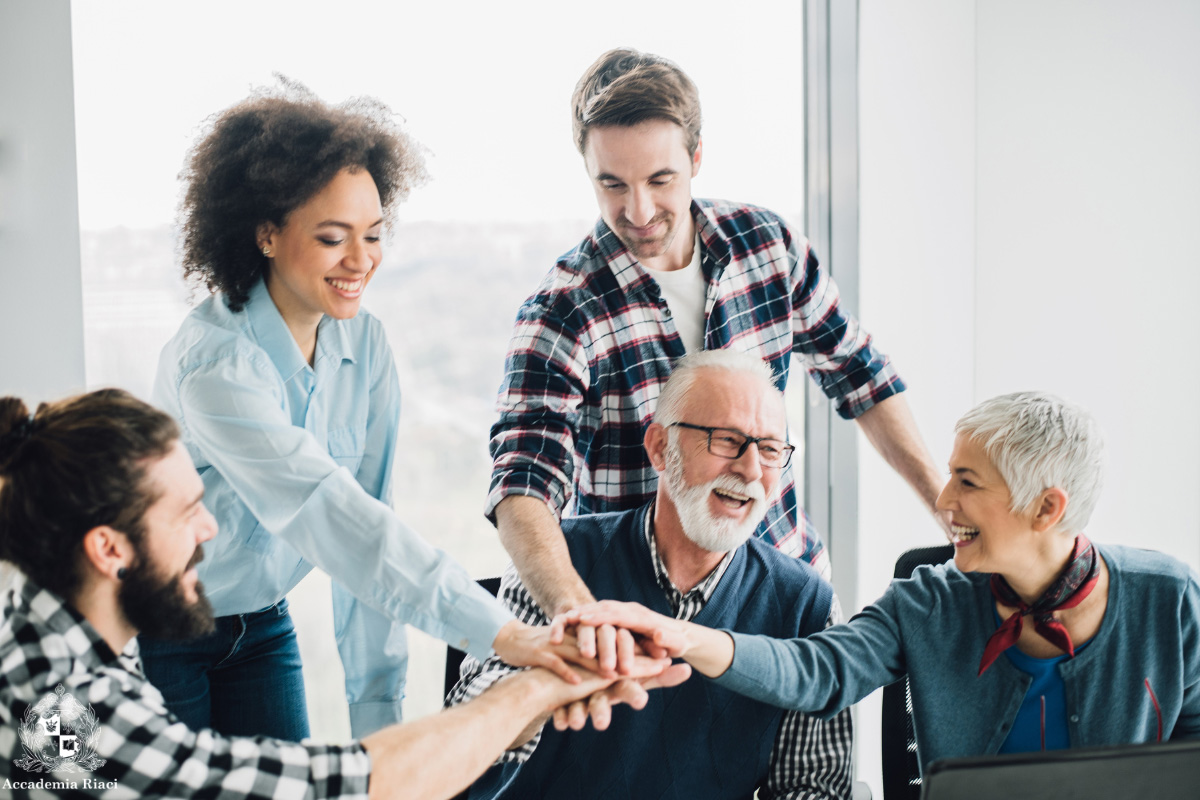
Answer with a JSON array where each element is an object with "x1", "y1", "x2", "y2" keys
[{"x1": 921, "y1": 740, "x2": 1200, "y2": 800}]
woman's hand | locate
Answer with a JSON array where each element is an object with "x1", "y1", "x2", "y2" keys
[
  {"x1": 562, "y1": 600, "x2": 736, "y2": 678},
  {"x1": 492, "y1": 619, "x2": 678, "y2": 685},
  {"x1": 559, "y1": 600, "x2": 691, "y2": 658}
]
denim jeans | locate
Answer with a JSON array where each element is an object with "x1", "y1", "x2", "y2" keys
[{"x1": 139, "y1": 598, "x2": 310, "y2": 740}]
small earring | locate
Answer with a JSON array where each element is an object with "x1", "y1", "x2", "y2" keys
[
  {"x1": 262, "y1": 247, "x2": 272, "y2": 257},
  {"x1": 116, "y1": 567, "x2": 127, "y2": 580}
]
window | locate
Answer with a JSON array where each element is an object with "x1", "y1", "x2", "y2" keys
[{"x1": 73, "y1": 0, "x2": 805, "y2": 737}]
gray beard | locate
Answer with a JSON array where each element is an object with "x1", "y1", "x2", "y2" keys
[{"x1": 663, "y1": 437, "x2": 769, "y2": 553}]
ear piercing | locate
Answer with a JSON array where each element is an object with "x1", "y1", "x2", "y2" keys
[
  {"x1": 262, "y1": 247, "x2": 272, "y2": 257},
  {"x1": 116, "y1": 567, "x2": 127, "y2": 580}
]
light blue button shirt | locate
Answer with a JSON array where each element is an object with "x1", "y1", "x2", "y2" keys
[{"x1": 154, "y1": 279, "x2": 513, "y2": 736}]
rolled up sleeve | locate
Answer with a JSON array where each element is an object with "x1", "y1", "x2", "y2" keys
[
  {"x1": 486, "y1": 300, "x2": 591, "y2": 521},
  {"x1": 786, "y1": 234, "x2": 905, "y2": 420}
]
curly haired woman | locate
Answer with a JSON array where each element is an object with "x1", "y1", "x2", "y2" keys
[{"x1": 147, "y1": 83, "x2": 578, "y2": 740}]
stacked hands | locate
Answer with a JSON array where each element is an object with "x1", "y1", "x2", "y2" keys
[{"x1": 491, "y1": 605, "x2": 710, "y2": 732}]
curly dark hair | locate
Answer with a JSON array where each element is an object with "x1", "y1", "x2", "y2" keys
[
  {"x1": 179, "y1": 79, "x2": 429, "y2": 312},
  {"x1": 0, "y1": 389, "x2": 179, "y2": 599}
]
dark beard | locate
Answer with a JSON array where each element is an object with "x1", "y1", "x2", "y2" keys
[{"x1": 120, "y1": 547, "x2": 215, "y2": 640}]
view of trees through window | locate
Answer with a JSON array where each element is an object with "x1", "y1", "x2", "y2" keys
[{"x1": 73, "y1": 0, "x2": 805, "y2": 738}]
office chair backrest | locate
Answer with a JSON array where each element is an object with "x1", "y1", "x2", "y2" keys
[
  {"x1": 880, "y1": 544, "x2": 955, "y2": 800},
  {"x1": 444, "y1": 577, "x2": 503, "y2": 699}
]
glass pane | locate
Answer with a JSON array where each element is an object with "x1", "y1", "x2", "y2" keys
[{"x1": 73, "y1": 0, "x2": 804, "y2": 739}]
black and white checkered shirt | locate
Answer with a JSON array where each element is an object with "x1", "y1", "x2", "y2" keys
[
  {"x1": 447, "y1": 514, "x2": 854, "y2": 800},
  {"x1": 0, "y1": 577, "x2": 371, "y2": 799}
]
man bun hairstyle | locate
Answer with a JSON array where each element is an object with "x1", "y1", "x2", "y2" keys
[
  {"x1": 955, "y1": 391, "x2": 1105, "y2": 534},
  {"x1": 571, "y1": 48, "x2": 702, "y2": 157},
  {"x1": 179, "y1": 78, "x2": 429, "y2": 312},
  {"x1": 0, "y1": 390, "x2": 179, "y2": 598}
]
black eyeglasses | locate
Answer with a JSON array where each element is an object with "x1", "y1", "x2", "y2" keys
[{"x1": 669, "y1": 422, "x2": 794, "y2": 468}]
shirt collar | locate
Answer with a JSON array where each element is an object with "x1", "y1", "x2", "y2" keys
[
  {"x1": 595, "y1": 201, "x2": 732, "y2": 299},
  {"x1": 315, "y1": 312, "x2": 356, "y2": 370},
  {"x1": 692, "y1": 200, "x2": 733, "y2": 272},
  {"x1": 243, "y1": 279, "x2": 357, "y2": 381},
  {"x1": 244, "y1": 279, "x2": 309, "y2": 382},
  {"x1": 592, "y1": 217, "x2": 657, "y2": 300},
  {"x1": 643, "y1": 502, "x2": 737, "y2": 611},
  {"x1": 13, "y1": 579, "x2": 124, "y2": 671}
]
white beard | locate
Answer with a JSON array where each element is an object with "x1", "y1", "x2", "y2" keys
[{"x1": 663, "y1": 437, "x2": 770, "y2": 553}]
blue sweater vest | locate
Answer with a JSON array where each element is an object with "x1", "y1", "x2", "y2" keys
[{"x1": 470, "y1": 505, "x2": 833, "y2": 800}]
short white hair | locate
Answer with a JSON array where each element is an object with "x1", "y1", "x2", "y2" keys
[
  {"x1": 955, "y1": 391, "x2": 1104, "y2": 534},
  {"x1": 654, "y1": 349, "x2": 782, "y2": 427}
]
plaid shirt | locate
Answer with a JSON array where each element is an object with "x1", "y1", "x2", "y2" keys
[
  {"x1": 488, "y1": 199, "x2": 904, "y2": 569},
  {"x1": 446, "y1": 509, "x2": 853, "y2": 800},
  {"x1": 0, "y1": 578, "x2": 370, "y2": 799}
]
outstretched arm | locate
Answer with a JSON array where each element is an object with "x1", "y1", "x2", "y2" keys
[
  {"x1": 571, "y1": 594, "x2": 909, "y2": 719},
  {"x1": 570, "y1": 601, "x2": 735, "y2": 677},
  {"x1": 782, "y1": 231, "x2": 948, "y2": 539},
  {"x1": 495, "y1": 496, "x2": 594, "y2": 623},
  {"x1": 488, "y1": 297, "x2": 636, "y2": 674},
  {"x1": 495, "y1": 496, "x2": 637, "y2": 676}
]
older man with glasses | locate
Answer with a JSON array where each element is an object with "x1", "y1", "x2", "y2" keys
[{"x1": 448, "y1": 350, "x2": 852, "y2": 800}]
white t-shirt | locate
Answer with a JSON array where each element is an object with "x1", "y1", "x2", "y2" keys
[{"x1": 647, "y1": 233, "x2": 707, "y2": 354}]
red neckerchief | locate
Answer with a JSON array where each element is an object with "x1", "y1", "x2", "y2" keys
[{"x1": 977, "y1": 534, "x2": 1099, "y2": 676}]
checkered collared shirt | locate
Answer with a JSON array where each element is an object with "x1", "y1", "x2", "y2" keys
[
  {"x1": 487, "y1": 199, "x2": 905, "y2": 572},
  {"x1": 644, "y1": 510, "x2": 735, "y2": 619},
  {"x1": 0, "y1": 578, "x2": 371, "y2": 799},
  {"x1": 446, "y1": 512, "x2": 854, "y2": 800}
]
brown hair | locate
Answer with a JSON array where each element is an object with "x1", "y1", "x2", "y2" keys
[
  {"x1": 0, "y1": 389, "x2": 179, "y2": 598},
  {"x1": 179, "y1": 79, "x2": 429, "y2": 312},
  {"x1": 571, "y1": 48, "x2": 702, "y2": 157}
]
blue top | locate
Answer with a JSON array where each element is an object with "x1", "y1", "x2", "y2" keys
[
  {"x1": 154, "y1": 280, "x2": 513, "y2": 735},
  {"x1": 999, "y1": 626, "x2": 1092, "y2": 753},
  {"x1": 713, "y1": 544, "x2": 1200, "y2": 774}
]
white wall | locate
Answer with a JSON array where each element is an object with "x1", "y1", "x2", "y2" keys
[
  {"x1": 857, "y1": 0, "x2": 1200, "y2": 794},
  {"x1": 974, "y1": 0, "x2": 1200, "y2": 567},
  {"x1": 0, "y1": 0, "x2": 85, "y2": 594},
  {"x1": 0, "y1": 0, "x2": 86, "y2": 404},
  {"x1": 858, "y1": 2, "x2": 978, "y2": 794}
]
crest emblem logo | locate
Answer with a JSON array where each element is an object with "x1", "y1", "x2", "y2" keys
[{"x1": 14, "y1": 684, "x2": 106, "y2": 772}]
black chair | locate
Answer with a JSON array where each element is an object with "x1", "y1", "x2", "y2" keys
[
  {"x1": 880, "y1": 544, "x2": 955, "y2": 800},
  {"x1": 442, "y1": 577, "x2": 501, "y2": 800},
  {"x1": 443, "y1": 577, "x2": 502, "y2": 699}
]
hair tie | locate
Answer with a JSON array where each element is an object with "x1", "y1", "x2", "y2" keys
[{"x1": 0, "y1": 416, "x2": 37, "y2": 458}]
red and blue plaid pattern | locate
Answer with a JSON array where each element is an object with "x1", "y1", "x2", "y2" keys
[{"x1": 487, "y1": 199, "x2": 905, "y2": 565}]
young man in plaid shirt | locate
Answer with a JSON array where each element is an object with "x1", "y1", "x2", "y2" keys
[
  {"x1": 0, "y1": 389, "x2": 682, "y2": 799},
  {"x1": 489, "y1": 48, "x2": 948, "y2": 669}
]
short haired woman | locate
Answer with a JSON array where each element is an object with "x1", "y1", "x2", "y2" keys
[{"x1": 568, "y1": 391, "x2": 1200, "y2": 770}]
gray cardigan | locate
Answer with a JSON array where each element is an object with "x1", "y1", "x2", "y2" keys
[{"x1": 714, "y1": 544, "x2": 1200, "y2": 773}]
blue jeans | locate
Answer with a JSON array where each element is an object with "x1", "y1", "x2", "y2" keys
[{"x1": 139, "y1": 598, "x2": 310, "y2": 740}]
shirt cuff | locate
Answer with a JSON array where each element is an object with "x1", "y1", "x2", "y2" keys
[
  {"x1": 837, "y1": 371, "x2": 906, "y2": 420},
  {"x1": 349, "y1": 698, "x2": 404, "y2": 738},
  {"x1": 456, "y1": 596, "x2": 515, "y2": 663}
]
